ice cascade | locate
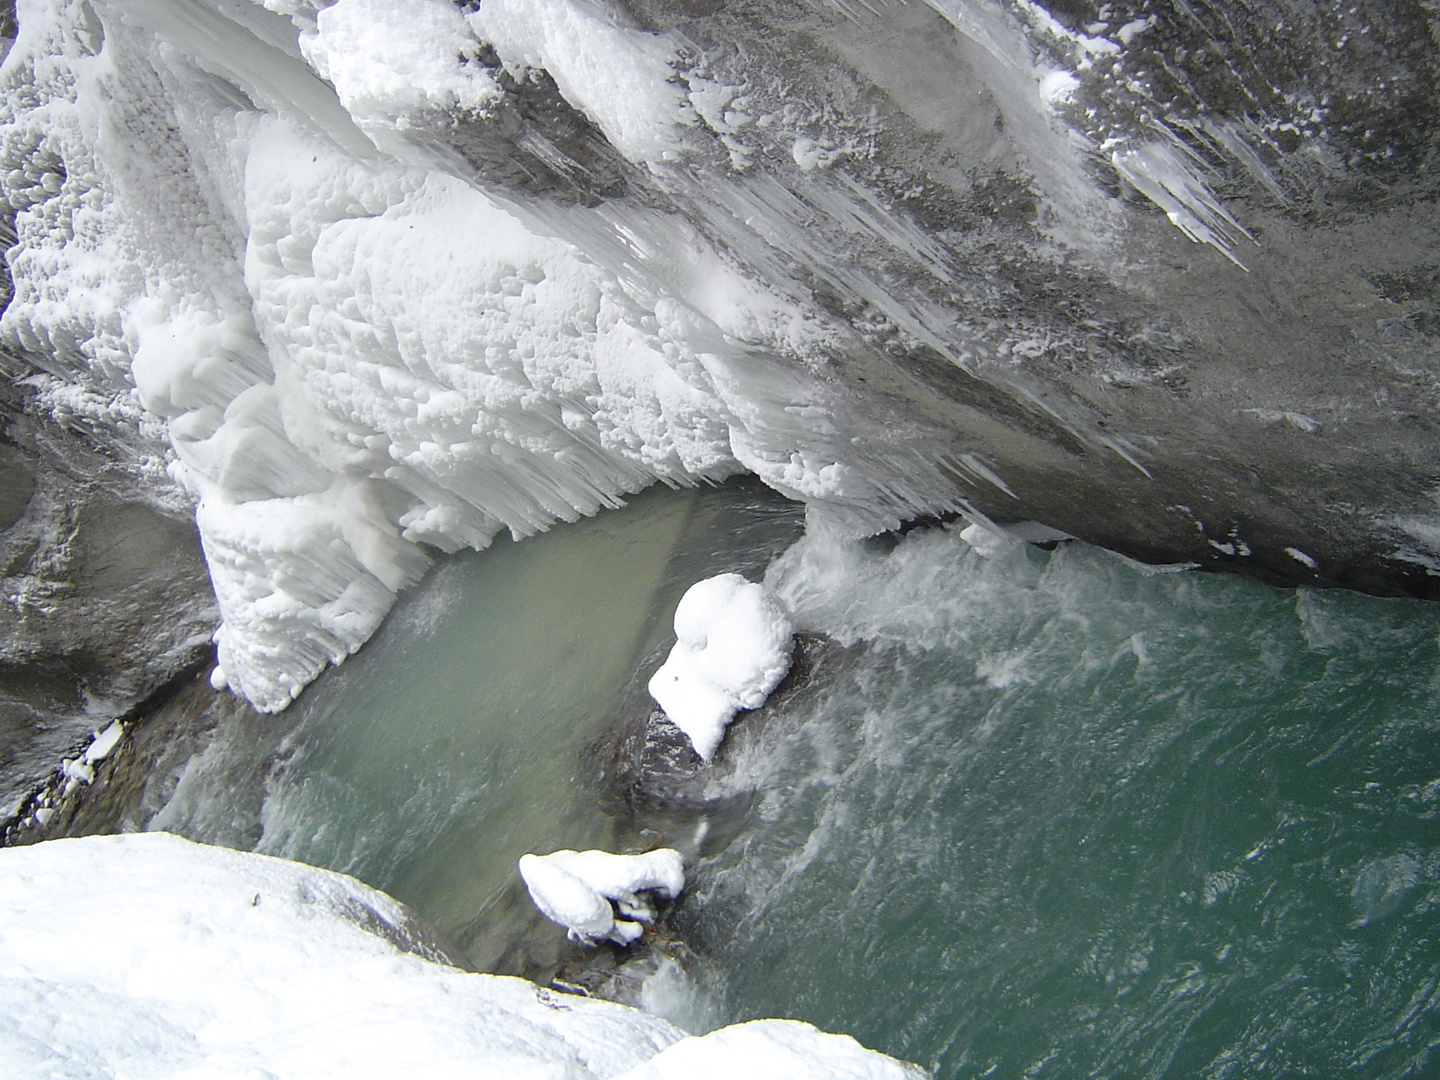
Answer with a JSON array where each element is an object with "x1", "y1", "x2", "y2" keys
[{"x1": 0, "y1": 0, "x2": 970, "y2": 711}]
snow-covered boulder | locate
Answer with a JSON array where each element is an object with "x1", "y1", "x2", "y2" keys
[
  {"x1": 520, "y1": 847, "x2": 684, "y2": 944},
  {"x1": 0, "y1": 834, "x2": 925, "y2": 1078},
  {"x1": 648, "y1": 574, "x2": 794, "y2": 761}
]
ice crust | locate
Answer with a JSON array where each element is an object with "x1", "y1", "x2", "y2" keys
[
  {"x1": 649, "y1": 574, "x2": 795, "y2": 761},
  {"x1": 0, "y1": 833, "x2": 925, "y2": 1078},
  {"x1": 0, "y1": 0, "x2": 1047, "y2": 711},
  {"x1": 519, "y1": 847, "x2": 685, "y2": 944}
]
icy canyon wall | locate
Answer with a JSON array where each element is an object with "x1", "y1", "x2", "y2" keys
[{"x1": 1, "y1": 0, "x2": 1439, "y2": 738}]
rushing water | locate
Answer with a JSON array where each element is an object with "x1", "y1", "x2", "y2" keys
[
  {"x1": 682, "y1": 525, "x2": 1440, "y2": 1078},
  {"x1": 134, "y1": 482, "x2": 1440, "y2": 1078}
]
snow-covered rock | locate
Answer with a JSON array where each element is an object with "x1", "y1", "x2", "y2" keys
[
  {"x1": 0, "y1": 833, "x2": 926, "y2": 1079},
  {"x1": 520, "y1": 847, "x2": 684, "y2": 945},
  {"x1": 649, "y1": 575, "x2": 794, "y2": 761}
]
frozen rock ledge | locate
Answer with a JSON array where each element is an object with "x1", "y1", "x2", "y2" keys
[{"x1": 0, "y1": 833, "x2": 926, "y2": 1079}]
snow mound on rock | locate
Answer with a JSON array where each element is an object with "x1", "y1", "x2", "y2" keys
[
  {"x1": 649, "y1": 574, "x2": 794, "y2": 761},
  {"x1": 520, "y1": 847, "x2": 684, "y2": 944}
]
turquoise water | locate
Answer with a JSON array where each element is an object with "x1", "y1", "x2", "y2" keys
[
  {"x1": 677, "y1": 525, "x2": 1440, "y2": 1078},
  {"x1": 143, "y1": 478, "x2": 804, "y2": 972},
  {"x1": 141, "y1": 484, "x2": 1440, "y2": 1077}
]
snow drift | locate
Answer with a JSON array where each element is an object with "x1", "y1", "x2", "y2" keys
[{"x1": 0, "y1": 832, "x2": 926, "y2": 1079}]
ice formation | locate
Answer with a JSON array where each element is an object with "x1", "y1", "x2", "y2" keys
[
  {"x1": 0, "y1": 0, "x2": 972, "y2": 712},
  {"x1": 0, "y1": 833, "x2": 924, "y2": 1078},
  {"x1": 648, "y1": 574, "x2": 794, "y2": 761},
  {"x1": 520, "y1": 847, "x2": 684, "y2": 945},
  {"x1": 5, "y1": 0, "x2": 1417, "y2": 715}
]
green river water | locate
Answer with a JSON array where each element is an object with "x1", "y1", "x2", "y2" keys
[{"x1": 140, "y1": 480, "x2": 1440, "y2": 1078}]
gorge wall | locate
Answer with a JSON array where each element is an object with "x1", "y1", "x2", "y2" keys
[{"x1": 2, "y1": 0, "x2": 1439, "y2": 796}]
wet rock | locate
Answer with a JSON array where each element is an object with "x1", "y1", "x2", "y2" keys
[
  {"x1": 0, "y1": 371, "x2": 217, "y2": 818},
  {"x1": 595, "y1": 633, "x2": 862, "y2": 853}
]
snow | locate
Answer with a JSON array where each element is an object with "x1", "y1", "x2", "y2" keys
[
  {"x1": 624, "y1": 1020, "x2": 929, "y2": 1080},
  {"x1": 519, "y1": 848, "x2": 684, "y2": 944},
  {"x1": 649, "y1": 574, "x2": 794, "y2": 761},
  {"x1": 1038, "y1": 69, "x2": 1080, "y2": 107},
  {"x1": 55, "y1": 721, "x2": 127, "y2": 796},
  {"x1": 1116, "y1": 16, "x2": 1157, "y2": 46},
  {"x1": 0, "y1": 833, "x2": 679, "y2": 1079},
  {"x1": 0, "y1": 834, "x2": 926, "y2": 1079},
  {"x1": 83, "y1": 720, "x2": 124, "y2": 764},
  {"x1": 521, "y1": 851, "x2": 639, "y2": 944}
]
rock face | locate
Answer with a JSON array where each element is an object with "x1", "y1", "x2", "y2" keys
[
  {"x1": 0, "y1": 306, "x2": 216, "y2": 821},
  {"x1": 1, "y1": 0, "x2": 1439, "y2": 720}
]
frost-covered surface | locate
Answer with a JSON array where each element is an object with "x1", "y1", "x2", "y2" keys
[
  {"x1": 520, "y1": 847, "x2": 684, "y2": 944},
  {"x1": 0, "y1": 833, "x2": 926, "y2": 1079},
  {"x1": 1, "y1": 0, "x2": 948, "y2": 712},
  {"x1": 649, "y1": 574, "x2": 794, "y2": 761},
  {"x1": 469, "y1": 0, "x2": 688, "y2": 164},
  {"x1": 302, "y1": 0, "x2": 501, "y2": 128}
]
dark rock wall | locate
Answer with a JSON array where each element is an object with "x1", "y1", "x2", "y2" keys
[
  {"x1": 432, "y1": 0, "x2": 1440, "y2": 595},
  {"x1": 0, "y1": 343, "x2": 216, "y2": 817}
]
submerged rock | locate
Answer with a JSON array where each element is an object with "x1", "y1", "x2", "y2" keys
[{"x1": 597, "y1": 633, "x2": 859, "y2": 836}]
